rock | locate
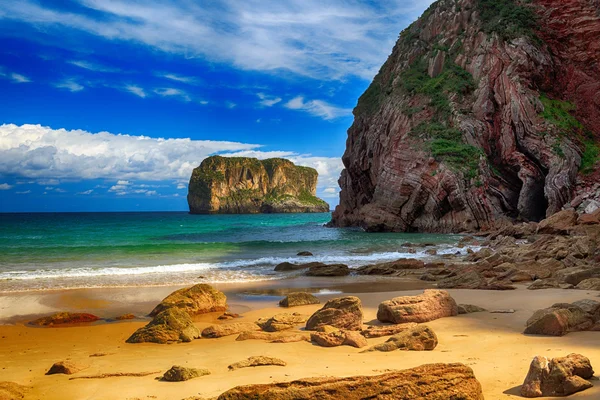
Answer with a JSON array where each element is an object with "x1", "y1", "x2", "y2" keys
[
  {"x1": 305, "y1": 264, "x2": 350, "y2": 277},
  {"x1": 126, "y1": 308, "x2": 201, "y2": 344},
  {"x1": 361, "y1": 325, "x2": 437, "y2": 352},
  {"x1": 576, "y1": 278, "x2": 600, "y2": 291},
  {"x1": 490, "y1": 309, "x2": 515, "y2": 314},
  {"x1": 297, "y1": 251, "x2": 313, "y2": 256},
  {"x1": 256, "y1": 313, "x2": 307, "y2": 332},
  {"x1": 571, "y1": 299, "x2": 600, "y2": 321},
  {"x1": 578, "y1": 209, "x2": 600, "y2": 225},
  {"x1": 524, "y1": 303, "x2": 594, "y2": 336},
  {"x1": 360, "y1": 322, "x2": 418, "y2": 338},
  {"x1": 537, "y1": 210, "x2": 578, "y2": 235},
  {"x1": 148, "y1": 284, "x2": 227, "y2": 317},
  {"x1": 310, "y1": 329, "x2": 368, "y2": 348},
  {"x1": 46, "y1": 361, "x2": 88, "y2": 375},
  {"x1": 555, "y1": 267, "x2": 600, "y2": 286},
  {"x1": 187, "y1": 156, "x2": 329, "y2": 214},
  {"x1": 30, "y1": 312, "x2": 100, "y2": 326},
  {"x1": 217, "y1": 312, "x2": 239, "y2": 320},
  {"x1": 235, "y1": 331, "x2": 310, "y2": 343},
  {"x1": 305, "y1": 296, "x2": 363, "y2": 331},
  {"x1": 458, "y1": 304, "x2": 487, "y2": 314},
  {"x1": 521, "y1": 354, "x2": 594, "y2": 397},
  {"x1": 0, "y1": 382, "x2": 28, "y2": 400},
  {"x1": 115, "y1": 313, "x2": 136, "y2": 320},
  {"x1": 161, "y1": 366, "x2": 210, "y2": 382},
  {"x1": 377, "y1": 289, "x2": 457, "y2": 324},
  {"x1": 528, "y1": 279, "x2": 562, "y2": 290},
  {"x1": 227, "y1": 356, "x2": 286, "y2": 371},
  {"x1": 438, "y1": 271, "x2": 516, "y2": 290},
  {"x1": 274, "y1": 262, "x2": 324, "y2": 272},
  {"x1": 202, "y1": 322, "x2": 261, "y2": 338},
  {"x1": 216, "y1": 363, "x2": 484, "y2": 399},
  {"x1": 278, "y1": 292, "x2": 320, "y2": 307},
  {"x1": 585, "y1": 200, "x2": 600, "y2": 214},
  {"x1": 355, "y1": 258, "x2": 425, "y2": 275},
  {"x1": 509, "y1": 272, "x2": 534, "y2": 282}
]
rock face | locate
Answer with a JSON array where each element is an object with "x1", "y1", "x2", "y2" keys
[
  {"x1": 278, "y1": 292, "x2": 320, "y2": 307},
  {"x1": 330, "y1": 0, "x2": 600, "y2": 233},
  {"x1": 305, "y1": 296, "x2": 363, "y2": 331},
  {"x1": 188, "y1": 156, "x2": 329, "y2": 214},
  {"x1": 361, "y1": 325, "x2": 438, "y2": 352},
  {"x1": 30, "y1": 312, "x2": 100, "y2": 326},
  {"x1": 521, "y1": 354, "x2": 595, "y2": 397},
  {"x1": 216, "y1": 363, "x2": 484, "y2": 399},
  {"x1": 126, "y1": 308, "x2": 201, "y2": 344},
  {"x1": 149, "y1": 284, "x2": 227, "y2": 317},
  {"x1": 377, "y1": 289, "x2": 458, "y2": 324},
  {"x1": 161, "y1": 366, "x2": 210, "y2": 382}
]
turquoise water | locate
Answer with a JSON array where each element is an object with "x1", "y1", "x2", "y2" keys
[{"x1": 0, "y1": 212, "x2": 467, "y2": 292}]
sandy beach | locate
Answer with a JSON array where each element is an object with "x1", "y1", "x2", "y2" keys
[{"x1": 1, "y1": 279, "x2": 599, "y2": 400}]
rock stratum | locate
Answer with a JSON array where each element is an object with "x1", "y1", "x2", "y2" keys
[
  {"x1": 188, "y1": 156, "x2": 329, "y2": 214},
  {"x1": 331, "y1": 0, "x2": 600, "y2": 232}
]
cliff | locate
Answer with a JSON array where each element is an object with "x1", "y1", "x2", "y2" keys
[
  {"x1": 331, "y1": 0, "x2": 600, "y2": 232},
  {"x1": 187, "y1": 156, "x2": 330, "y2": 214}
]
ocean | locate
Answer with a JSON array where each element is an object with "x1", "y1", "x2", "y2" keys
[{"x1": 0, "y1": 212, "x2": 469, "y2": 292}]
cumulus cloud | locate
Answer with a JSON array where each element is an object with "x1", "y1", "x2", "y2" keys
[
  {"x1": 0, "y1": 123, "x2": 342, "y2": 198},
  {"x1": 0, "y1": 0, "x2": 433, "y2": 81},
  {"x1": 55, "y1": 79, "x2": 84, "y2": 92},
  {"x1": 0, "y1": 183, "x2": 13, "y2": 190},
  {"x1": 284, "y1": 96, "x2": 351, "y2": 120}
]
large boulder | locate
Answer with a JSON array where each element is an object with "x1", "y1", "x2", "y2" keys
[
  {"x1": 521, "y1": 354, "x2": 594, "y2": 397},
  {"x1": 310, "y1": 328, "x2": 368, "y2": 348},
  {"x1": 278, "y1": 292, "x2": 320, "y2": 307},
  {"x1": 361, "y1": 325, "x2": 437, "y2": 352},
  {"x1": 305, "y1": 296, "x2": 363, "y2": 331},
  {"x1": 201, "y1": 322, "x2": 261, "y2": 338},
  {"x1": 161, "y1": 365, "x2": 210, "y2": 382},
  {"x1": 274, "y1": 262, "x2": 324, "y2": 272},
  {"x1": 216, "y1": 363, "x2": 484, "y2": 399},
  {"x1": 576, "y1": 278, "x2": 600, "y2": 290},
  {"x1": 256, "y1": 313, "x2": 307, "y2": 332},
  {"x1": 30, "y1": 312, "x2": 100, "y2": 326},
  {"x1": 554, "y1": 267, "x2": 600, "y2": 286},
  {"x1": 524, "y1": 303, "x2": 594, "y2": 336},
  {"x1": 536, "y1": 210, "x2": 578, "y2": 235},
  {"x1": 149, "y1": 284, "x2": 227, "y2": 317},
  {"x1": 377, "y1": 290, "x2": 458, "y2": 324},
  {"x1": 305, "y1": 264, "x2": 350, "y2": 276},
  {"x1": 126, "y1": 308, "x2": 201, "y2": 344}
]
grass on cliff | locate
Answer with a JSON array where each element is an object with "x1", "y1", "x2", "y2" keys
[{"x1": 476, "y1": 0, "x2": 540, "y2": 42}]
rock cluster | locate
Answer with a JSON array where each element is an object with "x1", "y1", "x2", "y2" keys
[
  {"x1": 361, "y1": 325, "x2": 438, "y2": 353},
  {"x1": 256, "y1": 313, "x2": 307, "y2": 332},
  {"x1": 310, "y1": 326, "x2": 368, "y2": 349},
  {"x1": 521, "y1": 354, "x2": 595, "y2": 397}
]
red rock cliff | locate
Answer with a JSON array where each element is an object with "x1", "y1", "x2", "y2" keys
[{"x1": 331, "y1": 0, "x2": 600, "y2": 232}]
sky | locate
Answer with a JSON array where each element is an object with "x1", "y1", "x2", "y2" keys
[{"x1": 0, "y1": 0, "x2": 433, "y2": 212}]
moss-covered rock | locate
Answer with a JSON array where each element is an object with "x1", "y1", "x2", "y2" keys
[
  {"x1": 187, "y1": 156, "x2": 330, "y2": 214},
  {"x1": 126, "y1": 308, "x2": 201, "y2": 344}
]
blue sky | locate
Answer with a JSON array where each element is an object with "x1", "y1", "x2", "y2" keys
[{"x1": 0, "y1": 0, "x2": 432, "y2": 212}]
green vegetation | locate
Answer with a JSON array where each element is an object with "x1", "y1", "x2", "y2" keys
[
  {"x1": 581, "y1": 140, "x2": 600, "y2": 174},
  {"x1": 475, "y1": 0, "x2": 539, "y2": 41},
  {"x1": 355, "y1": 73, "x2": 385, "y2": 116}
]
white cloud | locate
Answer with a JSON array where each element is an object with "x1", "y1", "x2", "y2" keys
[
  {"x1": 0, "y1": 123, "x2": 343, "y2": 198},
  {"x1": 54, "y1": 188, "x2": 67, "y2": 193},
  {"x1": 124, "y1": 85, "x2": 146, "y2": 98},
  {"x1": 284, "y1": 96, "x2": 351, "y2": 120},
  {"x1": 154, "y1": 87, "x2": 191, "y2": 102},
  {"x1": 225, "y1": 101, "x2": 237, "y2": 109},
  {"x1": 0, "y1": 0, "x2": 433, "y2": 81},
  {"x1": 55, "y1": 79, "x2": 84, "y2": 92},
  {"x1": 324, "y1": 187, "x2": 337, "y2": 194},
  {"x1": 145, "y1": 190, "x2": 157, "y2": 196},
  {"x1": 77, "y1": 189, "x2": 93, "y2": 195},
  {"x1": 176, "y1": 183, "x2": 186, "y2": 189},
  {"x1": 0, "y1": 183, "x2": 13, "y2": 190},
  {"x1": 68, "y1": 60, "x2": 120, "y2": 72},
  {"x1": 44, "y1": 186, "x2": 54, "y2": 190},
  {"x1": 256, "y1": 92, "x2": 281, "y2": 107},
  {"x1": 10, "y1": 73, "x2": 31, "y2": 83},
  {"x1": 198, "y1": 100, "x2": 209, "y2": 105},
  {"x1": 16, "y1": 190, "x2": 31, "y2": 194},
  {"x1": 115, "y1": 191, "x2": 127, "y2": 196},
  {"x1": 117, "y1": 180, "x2": 130, "y2": 185},
  {"x1": 159, "y1": 73, "x2": 199, "y2": 85}
]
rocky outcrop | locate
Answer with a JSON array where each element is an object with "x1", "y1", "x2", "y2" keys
[
  {"x1": 330, "y1": 0, "x2": 600, "y2": 233},
  {"x1": 216, "y1": 363, "x2": 484, "y2": 399},
  {"x1": 188, "y1": 156, "x2": 329, "y2": 214},
  {"x1": 161, "y1": 366, "x2": 210, "y2": 382},
  {"x1": 278, "y1": 292, "x2": 320, "y2": 307},
  {"x1": 377, "y1": 289, "x2": 458, "y2": 324},
  {"x1": 30, "y1": 312, "x2": 100, "y2": 326},
  {"x1": 227, "y1": 356, "x2": 286, "y2": 371},
  {"x1": 305, "y1": 296, "x2": 363, "y2": 331},
  {"x1": 521, "y1": 354, "x2": 595, "y2": 397},
  {"x1": 256, "y1": 313, "x2": 307, "y2": 332},
  {"x1": 310, "y1": 327, "x2": 368, "y2": 348},
  {"x1": 361, "y1": 325, "x2": 438, "y2": 352},
  {"x1": 274, "y1": 261, "x2": 325, "y2": 272},
  {"x1": 305, "y1": 264, "x2": 350, "y2": 276},
  {"x1": 360, "y1": 322, "x2": 418, "y2": 338},
  {"x1": 126, "y1": 308, "x2": 201, "y2": 344},
  {"x1": 149, "y1": 284, "x2": 227, "y2": 317},
  {"x1": 201, "y1": 322, "x2": 261, "y2": 338},
  {"x1": 524, "y1": 301, "x2": 599, "y2": 336}
]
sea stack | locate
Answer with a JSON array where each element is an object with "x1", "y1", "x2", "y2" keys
[
  {"x1": 330, "y1": 0, "x2": 600, "y2": 233},
  {"x1": 187, "y1": 156, "x2": 330, "y2": 214}
]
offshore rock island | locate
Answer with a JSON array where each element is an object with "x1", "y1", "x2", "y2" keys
[
  {"x1": 331, "y1": 0, "x2": 600, "y2": 233},
  {"x1": 187, "y1": 156, "x2": 330, "y2": 214}
]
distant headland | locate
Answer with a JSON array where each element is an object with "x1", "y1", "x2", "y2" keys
[{"x1": 187, "y1": 156, "x2": 330, "y2": 214}]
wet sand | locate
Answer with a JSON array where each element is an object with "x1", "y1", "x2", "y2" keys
[{"x1": 1, "y1": 280, "x2": 599, "y2": 399}]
